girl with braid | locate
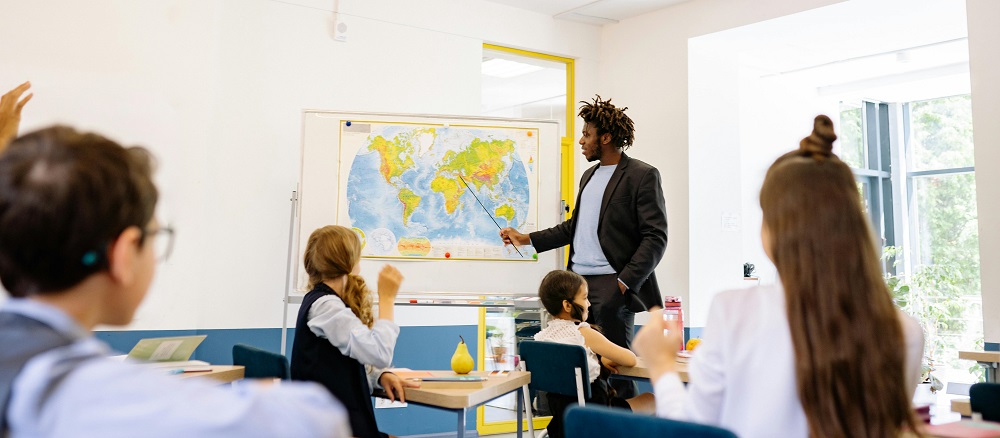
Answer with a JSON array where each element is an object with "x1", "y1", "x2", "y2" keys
[
  {"x1": 634, "y1": 115, "x2": 924, "y2": 437},
  {"x1": 291, "y1": 225, "x2": 417, "y2": 438}
]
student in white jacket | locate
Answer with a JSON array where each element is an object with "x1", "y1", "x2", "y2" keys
[{"x1": 634, "y1": 115, "x2": 925, "y2": 438}]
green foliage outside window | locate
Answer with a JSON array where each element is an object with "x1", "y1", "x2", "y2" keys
[{"x1": 884, "y1": 94, "x2": 983, "y2": 383}]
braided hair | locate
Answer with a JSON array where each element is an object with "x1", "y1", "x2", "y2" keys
[{"x1": 578, "y1": 95, "x2": 635, "y2": 150}]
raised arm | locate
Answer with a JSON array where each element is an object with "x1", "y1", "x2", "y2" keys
[{"x1": 0, "y1": 81, "x2": 33, "y2": 151}]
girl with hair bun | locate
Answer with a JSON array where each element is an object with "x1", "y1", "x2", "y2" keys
[{"x1": 634, "y1": 116, "x2": 925, "y2": 438}]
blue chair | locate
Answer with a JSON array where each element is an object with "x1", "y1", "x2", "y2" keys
[
  {"x1": 232, "y1": 343, "x2": 290, "y2": 380},
  {"x1": 519, "y1": 340, "x2": 591, "y2": 438},
  {"x1": 970, "y1": 382, "x2": 1000, "y2": 422},
  {"x1": 520, "y1": 340, "x2": 591, "y2": 403},
  {"x1": 565, "y1": 405, "x2": 738, "y2": 438}
]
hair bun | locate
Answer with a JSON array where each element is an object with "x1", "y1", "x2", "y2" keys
[{"x1": 799, "y1": 115, "x2": 836, "y2": 156}]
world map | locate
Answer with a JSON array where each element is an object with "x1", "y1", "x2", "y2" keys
[{"x1": 341, "y1": 122, "x2": 538, "y2": 260}]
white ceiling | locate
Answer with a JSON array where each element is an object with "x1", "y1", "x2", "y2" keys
[
  {"x1": 693, "y1": 0, "x2": 970, "y2": 103},
  {"x1": 483, "y1": 0, "x2": 692, "y2": 24}
]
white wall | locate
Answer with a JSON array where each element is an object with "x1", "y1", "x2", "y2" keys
[
  {"x1": 967, "y1": 0, "x2": 1000, "y2": 345},
  {"x1": 0, "y1": 0, "x2": 600, "y2": 330},
  {"x1": 602, "y1": 0, "x2": 998, "y2": 340},
  {"x1": 686, "y1": 38, "x2": 744, "y2": 326}
]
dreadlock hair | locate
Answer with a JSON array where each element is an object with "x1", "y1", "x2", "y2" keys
[{"x1": 578, "y1": 94, "x2": 635, "y2": 150}]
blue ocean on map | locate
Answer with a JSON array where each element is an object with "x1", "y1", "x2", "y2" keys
[{"x1": 345, "y1": 126, "x2": 531, "y2": 257}]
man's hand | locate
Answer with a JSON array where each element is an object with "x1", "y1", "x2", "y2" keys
[
  {"x1": 379, "y1": 372, "x2": 419, "y2": 403},
  {"x1": 617, "y1": 279, "x2": 627, "y2": 295},
  {"x1": 0, "y1": 81, "x2": 33, "y2": 150},
  {"x1": 499, "y1": 227, "x2": 530, "y2": 246}
]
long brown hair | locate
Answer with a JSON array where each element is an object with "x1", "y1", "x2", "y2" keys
[
  {"x1": 303, "y1": 225, "x2": 374, "y2": 327},
  {"x1": 760, "y1": 115, "x2": 922, "y2": 437}
]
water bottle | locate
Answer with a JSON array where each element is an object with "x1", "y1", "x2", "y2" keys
[{"x1": 662, "y1": 296, "x2": 684, "y2": 351}]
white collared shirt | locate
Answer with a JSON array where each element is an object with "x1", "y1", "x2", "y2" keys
[
  {"x1": 307, "y1": 294, "x2": 400, "y2": 390},
  {"x1": 653, "y1": 285, "x2": 924, "y2": 438},
  {"x1": 3, "y1": 299, "x2": 350, "y2": 438}
]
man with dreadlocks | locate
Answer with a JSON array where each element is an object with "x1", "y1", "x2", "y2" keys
[{"x1": 501, "y1": 95, "x2": 667, "y2": 397}]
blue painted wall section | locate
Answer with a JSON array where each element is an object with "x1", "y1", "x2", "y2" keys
[{"x1": 96, "y1": 325, "x2": 479, "y2": 436}]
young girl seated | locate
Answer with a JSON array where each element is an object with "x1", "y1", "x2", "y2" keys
[
  {"x1": 534, "y1": 269, "x2": 654, "y2": 438},
  {"x1": 290, "y1": 225, "x2": 416, "y2": 438}
]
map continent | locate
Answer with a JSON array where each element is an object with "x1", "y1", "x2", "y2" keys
[{"x1": 342, "y1": 122, "x2": 537, "y2": 260}]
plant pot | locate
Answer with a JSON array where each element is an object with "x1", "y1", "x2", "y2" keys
[{"x1": 492, "y1": 346, "x2": 507, "y2": 363}]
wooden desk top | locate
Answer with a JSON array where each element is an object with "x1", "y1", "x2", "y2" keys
[
  {"x1": 616, "y1": 357, "x2": 689, "y2": 383},
  {"x1": 959, "y1": 351, "x2": 1000, "y2": 363},
  {"x1": 178, "y1": 365, "x2": 245, "y2": 384},
  {"x1": 952, "y1": 398, "x2": 971, "y2": 417},
  {"x1": 397, "y1": 370, "x2": 530, "y2": 410}
]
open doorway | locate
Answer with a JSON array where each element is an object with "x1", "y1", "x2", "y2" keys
[{"x1": 688, "y1": 0, "x2": 980, "y2": 412}]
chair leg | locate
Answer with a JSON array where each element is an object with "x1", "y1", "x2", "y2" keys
[{"x1": 574, "y1": 367, "x2": 585, "y2": 406}]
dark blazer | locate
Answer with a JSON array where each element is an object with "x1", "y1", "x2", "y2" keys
[{"x1": 530, "y1": 153, "x2": 668, "y2": 311}]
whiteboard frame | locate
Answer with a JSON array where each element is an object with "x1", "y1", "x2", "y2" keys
[{"x1": 290, "y1": 110, "x2": 564, "y2": 297}]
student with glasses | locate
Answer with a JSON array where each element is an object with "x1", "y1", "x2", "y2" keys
[{"x1": 0, "y1": 126, "x2": 351, "y2": 437}]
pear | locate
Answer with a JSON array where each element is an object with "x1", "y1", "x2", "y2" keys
[{"x1": 451, "y1": 335, "x2": 475, "y2": 374}]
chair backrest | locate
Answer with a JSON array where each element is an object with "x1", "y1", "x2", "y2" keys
[
  {"x1": 564, "y1": 405, "x2": 738, "y2": 438},
  {"x1": 519, "y1": 340, "x2": 590, "y2": 400},
  {"x1": 970, "y1": 382, "x2": 1000, "y2": 422},
  {"x1": 232, "y1": 343, "x2": 290, "y2": 380}
]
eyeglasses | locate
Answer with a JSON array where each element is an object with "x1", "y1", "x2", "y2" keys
[{"x1": 142, "y1": 226, "x2": 175, "y2": 262}]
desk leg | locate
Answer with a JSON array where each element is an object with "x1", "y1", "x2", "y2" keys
[
  {"x1": 519, "y1": 385, "x2": 534, "y2": 438},
  {"x1": 457, "y1": 408, "x2": 466, "y2": 438},
  {"x1": 980, "y1": 362, "x2": 998, "y2": 383},
  {"x1": 516, "y1": 387, "x2": 523, "y2": 438}
]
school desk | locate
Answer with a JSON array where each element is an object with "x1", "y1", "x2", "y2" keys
[
  {"x1": 177, "y1": 365, "x2": 245, "y2": 384},
  {"x1": 381, "y1": 370, "x2": 532, "y2": 438},
  {"x1": 615, "y1": 357, "x2": 690, "y2": 382}
]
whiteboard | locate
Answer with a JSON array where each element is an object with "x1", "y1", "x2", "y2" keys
[{"x1": 295, "y1": 110, "x2": 564, "y2": 296}]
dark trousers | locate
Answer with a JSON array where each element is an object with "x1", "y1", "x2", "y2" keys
[{"x1": 581, "y1": 273, "x2": 638, "y2": 398}]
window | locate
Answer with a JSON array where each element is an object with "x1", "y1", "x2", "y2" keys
[{"x1": 842, "y1": 95, "x2": 982, "y2": 382}]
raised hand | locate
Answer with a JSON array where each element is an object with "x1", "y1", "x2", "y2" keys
[
  {"x1": 632, "y1": 310, "x2": 682, "y2": 382},
  {"x1": 0, "y1": 81, "x2": 33, "y2": 150},
  {"x1": 377, "y1": 264, "x2": 403, "y2": 301}
]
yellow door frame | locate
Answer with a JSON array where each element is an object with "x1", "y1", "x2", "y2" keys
[{"x1": 477, "y1": 43, "x2": 575, "y2": 436}]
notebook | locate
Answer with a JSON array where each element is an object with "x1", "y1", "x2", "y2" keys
[{"x1": 125, "y1": 335, "x2": 207, "y2": 362}]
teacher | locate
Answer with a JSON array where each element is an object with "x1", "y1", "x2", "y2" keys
[{"x1": 501, "y1": 95, "x2": 668, "y2": 394}]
